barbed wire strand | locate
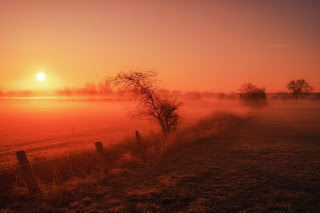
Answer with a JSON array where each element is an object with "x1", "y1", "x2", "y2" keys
[
  {"x1": 0, "y1": 148, "x2": 96, "y2": 174},
  {"x1": 0, "y1": 132, "x2": 150, "y2": 174}
]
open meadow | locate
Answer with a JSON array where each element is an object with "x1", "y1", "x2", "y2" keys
[
  {"x1": 1, "y1": 0, "x2": 320, "y2": 212},
  {"x1": 1, "y1": 98, "x2": 320, "y2": 212},
  {"x1": 0, "y1": 97, "x2": 246, "y2": 169}
]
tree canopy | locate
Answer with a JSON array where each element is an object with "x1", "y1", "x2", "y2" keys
[
  {"x1": 108, "y1": 70, "x2": 181, "y2": 135},
  {"x1": 287, "y1": 79, "x2": 314, "y2": 99}
]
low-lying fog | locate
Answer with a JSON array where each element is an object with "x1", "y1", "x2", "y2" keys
[{"x1": 0, "y1": 97, "x2": 319, "y2": 168}]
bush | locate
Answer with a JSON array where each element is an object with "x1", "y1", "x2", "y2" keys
[{"x1": 239, "y1": 83, "x2": 267, "y2": 105}]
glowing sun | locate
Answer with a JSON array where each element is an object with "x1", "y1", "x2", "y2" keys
[{"x1": 36, "y1": 72, "x2": 46, "y2": 81}]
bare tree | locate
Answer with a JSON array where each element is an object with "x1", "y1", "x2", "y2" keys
[
  {"x1": 98, "y1": 81, "x2": 112, "y2": 94},
  {"x1": 287, "y1": 79, "x2": 314, "y2": 99},
  {"x1": 85, "y1": 82, "x2": 97, "y2": 95},
  {"x1": 239, "y1": 83, "x2": 267, "y2": 102},
  {"x1": 108, "y1": 70, "x2": 181, "y2": 135}
]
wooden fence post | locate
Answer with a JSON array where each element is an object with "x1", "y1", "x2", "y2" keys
[
  {"x1": 135, "y1": 131, "x2": 141, "y2": 144},
  {"x1": 135, "y1": 131, "x2": 146, "y2": 161},
  {"x1": 16, "y1": 151, "x2": 41, "y2": 194},
  {"x1": 95, "y1": 142, "x2": 107, "y2": 173}
]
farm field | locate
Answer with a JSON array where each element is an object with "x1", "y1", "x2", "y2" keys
[
  {"x1": 0, "y1": 99, "x2": 319, "y2": 211},
  {"x1": 0, "y1": 97, "x2": 246, "y2": 169},
  {"x1": 2, "y1": 1, "x2": 320, "y2": 211}
]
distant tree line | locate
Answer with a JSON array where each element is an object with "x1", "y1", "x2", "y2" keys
[
  {"x1": 238, "y1": 79, "x2": 315, "y2": 105},
  {"x1": 1, "y1": 90, "x2": 34, "y2": 97},
  {"x1": 55, "y1": 81, "x2": 113, "y2": 96},
  {"x1": 0, "y1": 78, "x2": 316, "y2": 100}
]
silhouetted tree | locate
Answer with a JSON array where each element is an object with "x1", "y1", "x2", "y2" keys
[
  {"x1": 85, "y1": 82, "x2": 97, "y2": 95},
  {"x1": 108, "y1": 70, "x2": 181, "y2": 135},
  {"x1": 287, "y1": 79, "x2": 314, "y2": 99},
  {"x1": 57, "y1": 87, "x2": 72, "y2": 96},
  {"x1": 98, "y1": 81, "x2": 112, "y2": 94},
  {"x1": 239, "y1": 83, "x2": 267, "y2": 104}
]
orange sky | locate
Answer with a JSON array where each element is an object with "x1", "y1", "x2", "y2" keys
[{"x1": 1, "y1": 0, "x2": 319, "y2": 92}]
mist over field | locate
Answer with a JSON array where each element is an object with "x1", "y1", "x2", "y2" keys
[
  {"x1": 1, "y1": 95, "x2": 320, "y2": 212},
  {"x1": 1, "y1": 0, "x2": 320, "y2": 211},
  {"x1": 0, "y1": 97, "x2": 246, "y2": 167}
]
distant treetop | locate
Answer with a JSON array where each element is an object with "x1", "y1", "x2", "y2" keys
[{"x1": 287, "y1": 79, "x2": 314, "y2": 99}]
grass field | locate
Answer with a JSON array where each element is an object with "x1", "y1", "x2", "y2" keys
[
  {"x1": 0, "y1": 99, "x2": 320, "y2": 212},
  {"x1": 0, "y1": 98, "x2": 244, "y2": 169}
]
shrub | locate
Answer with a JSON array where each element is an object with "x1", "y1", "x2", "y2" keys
[{"x1": 239, "y1": 83, "x2": 267, "y2": 104}]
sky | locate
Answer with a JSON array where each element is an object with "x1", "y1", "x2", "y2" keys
[{"x1": 0, "y1": 0, "x2": 319, "y2": 92}]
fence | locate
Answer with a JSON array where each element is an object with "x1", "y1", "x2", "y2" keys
[{"x1": 0, "y1": 130, "x2": 145, "y2": 195}]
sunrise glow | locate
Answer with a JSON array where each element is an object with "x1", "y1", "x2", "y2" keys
[
  {"x1": 36, "y1": 72, "x2": 45, "y2": 81},
  {"x1": 0, "y1": 1, "x2": 319, "y2": 212},
  {"x1": 1, "y1": 1, "x2": 320, "y2": 92}
]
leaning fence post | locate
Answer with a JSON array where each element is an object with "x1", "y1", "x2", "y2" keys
[
  {"x1": 95, "y1": 142, "x2": 107, "y2": 173},
  {"x1": 135, "y1": 131, "x2": 146, "y2": 161},
  {"x1": 16, "y1": 151, "x2": 41, "y2": 194},
  {"x1": 135, "y1": 131, "x2": 141, "y2": 144}
]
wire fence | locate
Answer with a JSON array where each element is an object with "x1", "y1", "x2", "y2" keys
[
  {"x1": 0, "y1": 130, "x2": 151, "y2": 175},
  {"x1": 0, "y1": 129, "x2": 152, "y2": 196},
  {"x1": 0, "y1": 148, "x2": 93, "y2": 174}
]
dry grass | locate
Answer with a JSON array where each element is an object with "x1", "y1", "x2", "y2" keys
[{"x1": 1, "y1": 110, "x2": 320, "y2": 212}]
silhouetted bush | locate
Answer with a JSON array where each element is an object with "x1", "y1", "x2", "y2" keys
[{"x1": 239, "y1": 83, "x2": 267, "y2": 106}]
